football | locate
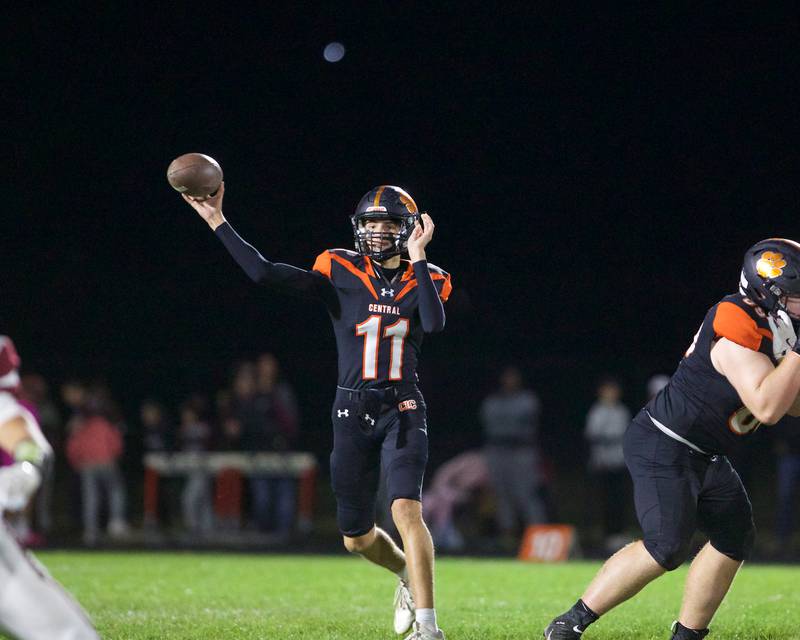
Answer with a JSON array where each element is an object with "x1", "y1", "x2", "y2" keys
[{"x1": 166, "y1": 153, "x2": 223, "y2": 198}]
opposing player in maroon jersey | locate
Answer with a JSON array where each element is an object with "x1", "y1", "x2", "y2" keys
[
  {"x1": 0, "y1": 337, "x2": 100, "y2": 639},
  {"x1": 545, "y1": 239, "x2": 800, "y2": 639},
  {"x1": 183, "y1": 183, "x2": 451, "y2": 640}
]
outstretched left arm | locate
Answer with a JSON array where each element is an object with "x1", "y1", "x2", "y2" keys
[{"x1": 408, "y1": 213, "x2": 446, "y2": 333}]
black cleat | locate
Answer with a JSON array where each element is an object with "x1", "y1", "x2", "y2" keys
[
  {"x1": 544, "y1": 600, "x2": 597, "y2": 638},
  {"x1": 671, "y1": 621, "x2": 709, "y2": 639},
  {"x1": 543, "y1": 617, "x2": 587, "y2": 639}
]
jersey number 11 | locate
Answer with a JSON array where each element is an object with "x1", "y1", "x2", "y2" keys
[{"x1": 356, "y1": 316, "x2": 410, "y2": 381}]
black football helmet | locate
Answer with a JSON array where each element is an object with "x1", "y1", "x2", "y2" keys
[
  {"x1": 351, "y1": 185, "x2": 420, "y2": 261},
  {"x1": 740, "y1": 238, "x2": 800, "y2": 316}
]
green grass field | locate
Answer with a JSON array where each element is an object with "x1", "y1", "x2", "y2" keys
[{"x1": 35, "y1": 552, "x2": 800, "y2": 639}]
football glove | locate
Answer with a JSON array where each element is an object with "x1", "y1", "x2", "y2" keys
[{"x1": 0, "y1": 461, "x2": 42, "y2": 511}]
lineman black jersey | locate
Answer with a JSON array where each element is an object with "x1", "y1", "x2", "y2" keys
[
  {"x1": 645, "y1": 293, "x2": 796, "y2": 455},
  {"x1": 214, "y1": 222, "x2": 452, "y2": 390},
  {"x1": 311, "y1": 248, "x2": 451, "y2": 389}
]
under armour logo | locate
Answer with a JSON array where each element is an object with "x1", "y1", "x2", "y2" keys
[
  {"x1": 337, "y1": 409, "x2": 349, "y2": 418},
  {"x1": 381, "y1": 288, "x2": 394, "y2": 297},
  {"x1": 363, "y1": 414, "x2": 376, "y2": 426}
]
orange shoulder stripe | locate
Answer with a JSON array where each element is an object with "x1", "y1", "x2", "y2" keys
[
  {"x1": 312, "y1": 250, "x2": 332, "y2": 279},
  {"x1": 400, "y1": 261, "x2": 415, "y2": 282},
  {"x1": 395, "y1": 280, "x2": 418, "y2": 302},
  {"x1": 437, "y1": 273, "x2": 452, "y2": 302},
  {"x1": 712, "y1": 301, "x2": 772, "y2": 351},
  {"x1": 329, "y1": 253, "x2": 378, "y2": 300},
  {"x1": 395, "y1": 273, "x2": 452, "y2": 302},
  {"x1": 363, "y1": 255, "x2": 376, "y2": 278}
]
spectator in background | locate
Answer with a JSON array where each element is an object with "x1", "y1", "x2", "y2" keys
[
  {"x1": 140, "y1": 399, "x2": 174, "y2": 530},
  {"x1": 178, "y1": 398, "x2": 214, "y2": 534},
  {"x1": 229, "y1": 361, "x2": 257, "y2": 441},
  {"x1": 774, "y1": 415, "x2": 800, "y2": 556},
  {"x1": 61, "y1": 379, "x2": 88, "y2": 530},
  {"x1": 480, "y1": 365, "x2": 547, "y2": 539},
  {"x1": 254, "y1": 354, "x2": 299, "y2": 450},
  {"x1": 646, "y1": 374, "x2": 670, "y2": 401},
  {"x1": 65, "y1": 388, "x2": 129, "y2": 546},
  {"x1": 140, "y1": 399, "x2": 172, "y2": 454},
  {"x1": 584, "y1": 376, "x2": 631, "y2": 551},
  {"x1": 61, "y1": 380, "x2": 87, "y2": 424},
  {"x1": 19, "y1": 374, "x2": 61, "y2": 441},
  {"x1": 214, "y1": 387, "x2": 244, "y2": 530},
  {"x1": 248, "y1": 354, "x2": 299, "y2": 535},
  {"x1": 215, "y1": 388, "x2": 241, "y2": 450}
]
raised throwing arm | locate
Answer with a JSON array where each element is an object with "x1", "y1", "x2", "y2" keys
[{"x1": 183, "y1": 183, "x2": 338, "y2": 307}]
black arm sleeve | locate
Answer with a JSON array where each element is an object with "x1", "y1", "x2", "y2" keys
[
  {"x1": 214, "y1": 221, "x2": 338, "y2": 311},
  {"x1": 413, "y1": 260, "x2": 446, "y2": 333}
]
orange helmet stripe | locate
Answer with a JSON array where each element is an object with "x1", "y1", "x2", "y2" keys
[{"x1": 372, "y1": 186, "x2": 387, "y2": 208}]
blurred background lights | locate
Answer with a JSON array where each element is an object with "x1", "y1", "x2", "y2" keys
[{"x1": 323, "y1": 42, "x2": 346, "y2": 63}]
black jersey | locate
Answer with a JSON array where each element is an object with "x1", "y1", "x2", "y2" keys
[
  {"x1": 645, "y1": 293, "x2": 796, "y2": 455},
  {"x1": 214, "y1": 222, "x2": 451, "y2": 391},
  {"x1": 312, "y1": 248, "x2": 451, "y2": 389}
]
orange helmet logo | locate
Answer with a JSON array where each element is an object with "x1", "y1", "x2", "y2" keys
[
  {"x1": 398, "y1": 193, "x2": 418, "y2": 214},
  {"x1": 756, "y1": 251, "x2": 787, "y2": 279}
]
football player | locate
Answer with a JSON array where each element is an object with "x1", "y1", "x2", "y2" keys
[
  {"x1": 0, "y1": 336, "x2": 100, "y2": 640},
  {"x1": 183, "y1": 183, "x2": 451, "y2": 640},
  {"x1": 544, "y1": 239, "x2": 800, "y2": 639}
]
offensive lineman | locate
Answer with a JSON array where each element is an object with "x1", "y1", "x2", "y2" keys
[
  {"x1": 544, "y1": 239, "x2": 800, "y2": 639},
  {"x1": 0, "y1": 336, "x2": 100, "y2": 640},
  {"x1": 182, "y1": 183, "x2": 451, "y2": 640}
]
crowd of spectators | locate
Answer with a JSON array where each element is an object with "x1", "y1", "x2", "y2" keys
[
  {"x1": 4, "y1": 357, "x2": 800, "y2": 559},
  {"x1": 8, "y1": 352, "x2": 300, "y2": 546},
  {"x1": 139, "y1": 353, "x2": 300, "y2": 539}
]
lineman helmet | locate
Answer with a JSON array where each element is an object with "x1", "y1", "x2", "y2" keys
[{"x1": 740, "y1": 238, "x2": 800, "y2": 317}]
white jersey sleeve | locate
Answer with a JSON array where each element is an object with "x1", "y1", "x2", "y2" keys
[{"x1": 0, "y1": 392, "x2": 53, "y2": 459}]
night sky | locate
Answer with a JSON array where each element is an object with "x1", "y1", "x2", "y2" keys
[{"x1": 6, "y1": 6, "x2": 800, "y2": 468}]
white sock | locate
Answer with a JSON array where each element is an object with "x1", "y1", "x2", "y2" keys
[
  {"x1": 416, "y1": 608, "x2": 437, "y2": 630},
  {"x1": 396, "y1": 566, "x2": 409, "y2": 582}
]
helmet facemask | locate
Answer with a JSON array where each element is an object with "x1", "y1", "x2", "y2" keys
[
  {"x1": 740, "y1": 269, "x2": 796, "y2": 318},
  {"x1": 351, "y1": 213, "x2": 417, "y2": 261}
]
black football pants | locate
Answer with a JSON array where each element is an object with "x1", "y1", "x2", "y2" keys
[
  {"x1": 624, "y1": 415, "x2": 755, "y2": 570},
  {"x1": 330, "y1": 385, "x2": 429, "y2": 537}
]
